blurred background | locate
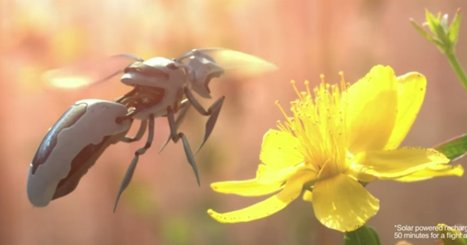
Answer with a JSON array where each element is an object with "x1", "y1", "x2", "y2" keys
[{"x1": 1, "y1": 0, "x2": 466, "y2": 244}]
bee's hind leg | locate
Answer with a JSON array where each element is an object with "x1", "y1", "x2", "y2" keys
[
  {"x1": 166, "y1": 106, "x2": 200, "y2": 186},
  {"x1": 113, "y1": 114, "x2": 154, "y2": 212}
]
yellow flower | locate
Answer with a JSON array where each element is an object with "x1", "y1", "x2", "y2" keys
[{"x1": 207, "y1": 65, "x2": 464, "y2": 232}]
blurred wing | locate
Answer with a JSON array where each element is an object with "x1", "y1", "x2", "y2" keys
[
  {"x1": 178, "y1": 48, "x2": 277, "y2": 76},
  {"x1": 43, "y1": 54, "x2": 142, "y2": 89}
]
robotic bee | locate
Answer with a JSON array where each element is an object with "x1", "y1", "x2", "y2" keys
[{"x1": 27, "y1": 48, "x2": 276, "y2": 210}]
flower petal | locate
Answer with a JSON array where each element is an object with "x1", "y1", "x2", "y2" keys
[
  {"x1": 385, "y1": 72, "x2": 427, "y2": 149},
  {"x1": 346, "y1": 65, "x2": 397, "y2": 152},
  {"x1": 260, "y1": 129, "x2": 303, "y2": 169},
  {"x1": 312, "y1": 174, "x2": 379, "y2": 232},
  {"x1": 211, "y1": 178, "x2": 283, "y2": 197},
  {"x1": 395, "y1": 164, "x2": 463, "y2": 182},
  {"x1": 210, "y1": 161, "x2": 310, "y2": 198},
  {"x1": 208, "y1": 170, "x2": 312, "y2": 223},
  {"x1": 357, "y1": 148, "x2": 450, "y2": 179},
  {"x1": 207, "y1": 194, "x2": 290, "y2": 223},
  {"x1": 256, "y1": 162, "x2": 306, "y2": 184}
]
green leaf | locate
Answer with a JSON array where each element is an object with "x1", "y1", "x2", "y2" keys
[
  {"x1": 344, "y1": 225, "x2": 381, "y2": 245},
  {"x1": 436, "y1": 134, "x2": 467, "y2": 161},
  {"x1": 442, "y1": 240, "x2": 467, "y2": 245},
  {"x1": 410, "y1": 19, "x2": 433, "y2": 42},
  {"x1": 437, "y1": 224, "x2": 467, "y2": 245},
  {"x1": 449, "y1": 10, "x2": 461, "y2": 45},
  {"x1": 424, "y1": 10, "x2": 438, "y2": 31}
]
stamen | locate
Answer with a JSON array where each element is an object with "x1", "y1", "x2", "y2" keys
[
  {"x1": 290, "y1": 80, "x2": 302, "y2": 99},
  {"x1": 276, "y1": 120, "x2": 285, "y2": 130},
  {"x1": 275, "y1": 100, "x2": 290, "y2": 122},
  {"x1": 338, "y1": 71, "x2": 347, "y2": 90},
  {"x1": 319, "y1": 74, "x2": 325, "y2": 83},
  {"x1": 338, "y1": 71, "x2": 344, "y2": 82},
  {"x1": 276, "y1": 118, "x2": 293, "y2": 133},
  {"x1": 304, "y1": 80, "x2": 311, "y2": 96}
]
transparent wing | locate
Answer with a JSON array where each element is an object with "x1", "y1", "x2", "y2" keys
[
  {"x1": 177, "y1": 48, "x2": 277, "y2": 75},
  {"x1": 42, "y1": 54, "x2": 142, "y2": 89}
]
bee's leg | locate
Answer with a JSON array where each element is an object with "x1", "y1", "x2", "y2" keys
[
  {"x1": 121, "y1": 119, "x2": 148, "y2": 143},
  {"x1": 199, "y1": 96, "x2": 224, "y2": 151},
  {"x1": 159, "y1": 100, "x2": 191, "y2": 152},
  {"x1": 167, "y1": 106, "x2": 200, "y2": 186},
  {"x1": 113, "y1": 114, "x2": 155, "y2": 212},
  {"x1": 184, "y1": 88, "x2": 225, "y2": 152}
]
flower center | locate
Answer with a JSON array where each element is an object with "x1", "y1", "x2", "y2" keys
[{"x1": 276, "y1": 75, "x2": 349, "y2": 180}]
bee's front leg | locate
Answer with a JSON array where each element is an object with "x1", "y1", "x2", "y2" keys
[{"x1": 184, "y1": 87, "x2": 225, "y2": 151}]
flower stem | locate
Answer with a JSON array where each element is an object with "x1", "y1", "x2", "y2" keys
[{"x1": 445, "y1": 50, "x2": 467, "y2": 89}]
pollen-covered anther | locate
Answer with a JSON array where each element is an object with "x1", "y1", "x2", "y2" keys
[
  {"x1": 319, "y1": 74, "x2": 325, "y2": 83},
  {"x1": 338, "y1": 71, "x2": 344, "y2": 81}
]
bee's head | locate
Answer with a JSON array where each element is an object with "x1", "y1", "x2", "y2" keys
[
  {"x1": 185, "y1": 56, "x2": 224, "y2": 98},
  {"x1": 121, "y1": 57, "x2": 184, "y2": 87}
]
